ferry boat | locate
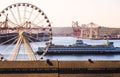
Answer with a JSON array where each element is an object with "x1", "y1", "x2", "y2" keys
[{"x1": 36, "y1": 40, "x2": 120, "y2": 55}]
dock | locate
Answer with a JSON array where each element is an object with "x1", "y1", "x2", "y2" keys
[{"x1": 0, "y1": 60, "x2": 120, "y2": 77}]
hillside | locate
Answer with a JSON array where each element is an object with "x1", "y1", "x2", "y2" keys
[
  {"x1": 52, "y1": 27, "x2": 73, "y2": 36},
  {"x1": 52, "y1": 27, "x2": 120, "y2": 36},
  {"x1": 99, "y1": 27, "x2": 120, "y2": 36}
]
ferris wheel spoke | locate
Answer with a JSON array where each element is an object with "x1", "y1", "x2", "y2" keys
[
  {"x1": 9, "y1": 9, "x2": 19, "y2": 25},
  {"x1": 0, "y1": 34, "x2": 17, "y2": 37},
  {"x1": 0, "y1": 35, "x2": 18, "y2": 45},
  {"x1": 1, "y1": 37, "x2": 18, "y2": 55},
  {"x1": 27, "y1": 36, "x2": 47, "y2": 46},
  {"x1": 31, "y1": 13, "x2": 40, "y2": 23},
  {"x1": 26, "y1": 35, "x2": 40, "y2": 44},
  {"x1": 31, "y1": 22, "x2": 43, "y2": 28},
  {"x1": 17, "y1": 5, "x2": 22, "y2": 25},
  {"x1": 27, "y1": 37, "x2": 42, "y2": 47},
  {"x1": 23, "y1": 4, "x2": 27, "y2": 24},
  {"x1": 27, "y1": 37, "x2": 46, "y2": 54},
  {"x1": 36, "y1": 19, "x2": 45, "y2": 25},
  {"x1": 25, "y1": 34, "x2": 49, "y2": 42},
  {"x1": 8, "y1": 22, "x2": 17, "y2": 29},
  {"x1": 27, "y1": 36, "x2": 35, "y2": 42},
  {"x1": 14, "y1": 38, "x2": 22, "y2": 60},
  {"x1": 2, "y1": 13, "x2": 17, "y2": 26},
  {"x1": 8, "y1": 37, "x2": 22, "y2": 60},
  {"x1": 28, "y1": 8, "x2": 34, "y2": 21},
  {"x1": 27, "y1": 35, "x2": 49, "y2": 42},
  {"x1": 25, "y1": 34, "x2": 40, "y2": 41},
  {"x1": 22, "y1": 34, "x2": 37, "y2": 60},
  {"x1": 8, "y1": 19, "x2": 17, "y2": 26}
]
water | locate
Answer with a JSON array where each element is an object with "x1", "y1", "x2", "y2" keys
[{"x1": 1, "y1": 36, "x2": 120, "y2": 61}]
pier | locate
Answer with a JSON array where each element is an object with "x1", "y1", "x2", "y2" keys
[{"x1": 0, "y1": 60, "x2": 120, "y2": 77}]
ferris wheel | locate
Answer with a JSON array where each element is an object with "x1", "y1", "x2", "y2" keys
[{"x1": 0, "y1": 3, "x2": 52, "y2": 61}]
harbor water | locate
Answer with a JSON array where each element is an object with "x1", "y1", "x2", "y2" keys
[{"x1": 1, "y1": 36, "x2": 120, "y2": 61}]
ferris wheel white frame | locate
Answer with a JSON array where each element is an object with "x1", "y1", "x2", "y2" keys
[{"x1": 0, "y1": 3, "x2": 52, "y2": 61}]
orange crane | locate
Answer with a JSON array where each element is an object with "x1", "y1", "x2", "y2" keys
[{"x1": 72, "y1": 21, "x2": 81, "y2": 38}]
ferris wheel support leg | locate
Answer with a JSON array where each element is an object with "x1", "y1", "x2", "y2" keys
[
  {"x1": 8, "y1": 31, "x2": 36, "y2": 61},
  {"x1": 23, "y1": 36, "x2": 37, "y2": 60},
  {"x1": 8, "y1": 37, "x2": 22, "y2": 61}
]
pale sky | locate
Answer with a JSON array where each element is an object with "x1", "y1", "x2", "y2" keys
[{"x1": 0, "y1": 0, "x2": 120, "y2": 28}]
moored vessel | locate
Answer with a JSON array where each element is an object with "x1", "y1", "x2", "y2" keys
[{"x1": 37, "y1": 39, "x2": 120, "y2": 55}]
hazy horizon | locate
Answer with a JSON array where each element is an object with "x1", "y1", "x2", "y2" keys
[{"x1": 0, "y1": 0, "x2": 120, "y2": 28}]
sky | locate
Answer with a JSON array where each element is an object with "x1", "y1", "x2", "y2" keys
[{"x1": 0, "y1": 0, "x2": 120, "y2": 28}]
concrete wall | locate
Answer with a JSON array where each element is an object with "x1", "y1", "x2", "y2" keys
[{"x1": 0, "y1": 60, "x2": 120, "y2": 77}]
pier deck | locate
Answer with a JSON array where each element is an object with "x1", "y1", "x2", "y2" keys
[{"x1": 0, "y1": 60, "x2": 120, "y2": 77}]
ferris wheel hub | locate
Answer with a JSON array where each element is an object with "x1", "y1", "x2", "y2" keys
[{"x1": 19, "y1": 31, "x2": 26, "y2": 37}]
